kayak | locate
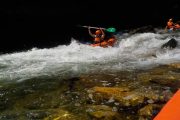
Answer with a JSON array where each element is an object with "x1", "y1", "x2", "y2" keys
[
  {"x1": 153, "y1": 89, "x2": 180, "y2": 120},
  {"x1": 90, "y1": 38, "x2": 116, "y2": 48}
]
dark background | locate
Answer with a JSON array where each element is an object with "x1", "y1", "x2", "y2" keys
[{"x1": 1, "y1": 0, "x2": 180, "y2": 53}]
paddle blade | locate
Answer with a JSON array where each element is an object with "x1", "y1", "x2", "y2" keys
[{"x1": 106, "y1": 28, "x2": 116, "y2": 32}]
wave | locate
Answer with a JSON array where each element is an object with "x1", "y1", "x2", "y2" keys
[{"x1": 0, "y1": 29, "x2": 180, "y2": 82}]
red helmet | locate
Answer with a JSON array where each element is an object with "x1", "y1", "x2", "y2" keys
[{"x1": 95, "y1": 30, "x2": 101, "y2": 34}]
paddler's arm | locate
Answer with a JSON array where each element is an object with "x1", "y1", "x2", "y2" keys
[
  {"x1": 165, "y1": 26, "x2": 168, "y2": 31},
  {"x1": 100, "y1": 28, "x2": 105, "y2": 40},
  {"x1": 88, "y1": 27, "x2": 95, "y2": 37}
]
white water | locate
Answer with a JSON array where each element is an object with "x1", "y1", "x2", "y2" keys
[{"x1": 0, "y1": 29, "x2": 180, "y2": 82}]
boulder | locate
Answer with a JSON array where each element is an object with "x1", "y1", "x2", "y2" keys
[{"x1": 161, "y1": 38, "x2": 178, "y2": 49}]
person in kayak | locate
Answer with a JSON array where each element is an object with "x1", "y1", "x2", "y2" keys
[
  {"x1": 88, "y1": 27, "x2": 105, "y2": 45},
  {"x1": 174, "y1": 23, "x2": 180, "y2": 30},
  {"x1": 88, "y1": 26, "x2": 116, "y2": 47},
  {"x1": 165, "y1": 18, "x2": 175, "y2": 31}
]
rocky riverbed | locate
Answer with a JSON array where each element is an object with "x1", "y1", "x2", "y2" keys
[{"x1": 0, "y1": 63, "x2": 179, "y2": 120}]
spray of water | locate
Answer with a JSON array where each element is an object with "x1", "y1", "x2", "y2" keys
[{"x1": 0, "y1": 29, "x2": 180, "y2": 82}]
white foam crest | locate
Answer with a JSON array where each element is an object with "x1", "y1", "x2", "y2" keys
[{"x1": 0, "y1": 31, "x2": 179, "y2": 82}]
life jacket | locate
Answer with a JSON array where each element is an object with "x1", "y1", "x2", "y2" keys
[
  {"x1": 174, "y1": 24, "x2": 180, "y2": 29},
  {"x1": 167, "y1": 21, "x2": 174, "y2": 29},
  {"x1": 90, "y1": 37, "x2": 116, "y2": 48},
  {"x1": 100, "y1": 41, "x2": 108, "y2": 48},
  {"x1": 90, "y1": 41, "x2": 108, "y2": 48},
  {"x1": 94, "y1": 34, "x2": 103, "y2": 43},
  {"x1": 107, "y1": 38, "x2": 116, "y2": 46}
]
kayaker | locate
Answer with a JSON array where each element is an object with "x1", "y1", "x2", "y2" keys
[
  {"x1": 88, "y1": 27, "x2": 105, "y2": 44},
  {"x1": 165, "y1": 18, "x2": 174, "y2": 31},
  {"x1": 174, "y1": 23, "x2": 180, "y2": 30},
  {"x1": 88, "y1": 26, "x2": 116, "y2": 47}
]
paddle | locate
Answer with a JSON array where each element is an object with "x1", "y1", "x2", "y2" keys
[{"x1": 78, "y1": 25, "x2": 116, "y2": 33}]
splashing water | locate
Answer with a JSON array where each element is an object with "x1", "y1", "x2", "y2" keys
[{"x1": 0, "y1": 29, "x2": 180, "y2": 82}]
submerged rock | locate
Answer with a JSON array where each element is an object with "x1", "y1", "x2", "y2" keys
[
  {"x1": 169, "y1": 63, "x2": 180, "y2": 69},
  {"x1": 138, "y1": 104, "x2": 163, "y2": 120},
  {"x1": 88, "y1": 87, "x2": 145, "y2": 107},
  {"x1": 0, "y1": 113, "x2": 19, "y2": 120},
  {"x1": 1, "y1": 62, "x2": 180, "y2": 119},
  {"x1": 87, "y1": 105, "x2": 122, "y2": 120},
  {"x1": 26, "y1": 110, "x2": 50, "y2": 119},
  {"x1": 44, "y1": 109, "x2": 80, "y2": 120}
]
